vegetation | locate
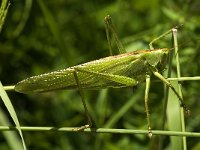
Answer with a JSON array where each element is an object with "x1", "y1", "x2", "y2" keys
[{"x1": 0, "y1": 0, "x2": 200, "y2": 149}]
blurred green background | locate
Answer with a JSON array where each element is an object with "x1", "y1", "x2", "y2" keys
[{"x1": 1, "y1": 0, "x2": 200, "y2": 149}]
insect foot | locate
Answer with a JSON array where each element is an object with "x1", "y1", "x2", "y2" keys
[
  {"x1": 148, "y1": 126, "x2": 152, "y2": 138},
  {"x1": 184, "y1": 108, "x2": 190, "y2": 117},
  {"x1": 72, "y1": 124, "x2": 90, "y2": 131},
  {"x1": 180, "y1": 103, "x2": 190, "y2": 116}
]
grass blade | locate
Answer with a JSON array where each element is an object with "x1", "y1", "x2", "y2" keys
[
  {"x1": 167, "y1": 80, "x2": 183, "y2": 150},
  {"x1": 0, "y1": 107, "x2": 24, "y2": 150},
  {"x1": 0, "y1": 0, "x2": 10, "y2": 32},
  {"x1": 0, "y1": 82, "x2": 27, "y2": 150}
]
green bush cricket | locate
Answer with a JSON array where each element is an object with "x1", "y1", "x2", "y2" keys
[{"x1": 14, "y1": 15, "x2": 188, "y2": 137}]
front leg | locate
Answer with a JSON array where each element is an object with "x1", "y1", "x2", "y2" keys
[{"x1": 149, "y1": 66, "x2": 188, "y2": 113}]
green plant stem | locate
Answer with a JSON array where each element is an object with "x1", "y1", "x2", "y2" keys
[
  {"x1": 167, "y1": 76, "x2": 200, "y2": 81},
  {"x1": 0, "y1": 126, "x2": 199, "y2": 137},
  {"x1": 173, "y1": 28, "x2": 187, "y2": 150},
  {"x1": 3, "y1": 86, "x2": 15, "y2": 91}
]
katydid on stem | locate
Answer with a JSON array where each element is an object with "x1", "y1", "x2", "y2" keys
[{"x1": 14, "y1": 15, "x2": 188, "y2": 136}]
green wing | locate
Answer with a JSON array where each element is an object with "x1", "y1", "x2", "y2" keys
[{"x1": 15, "y1": 52, "x2": 147, "y2": 93}]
